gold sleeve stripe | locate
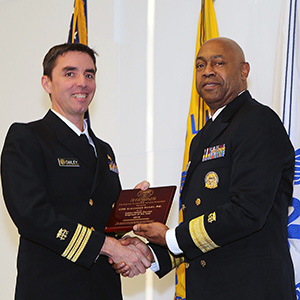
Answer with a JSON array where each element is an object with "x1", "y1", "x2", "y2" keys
[
  {"x1": 61, "y1": 224, "x2": 82, "y2": 258},
  {"x1": 169, "y1": 251, "x2": 184, "y2": 269},
  {"x1": 66, "y1": 226, "x2": 87, "y2": 260},
  {"x1": 189, "y1": 215, "x2": 219, "y2": 253},
  {"x1": 61, "y1": 223, "x2": 92, "y2": 262},
  {"x1": 71, "y1": 228, "x2": 92, "y2": 262}
]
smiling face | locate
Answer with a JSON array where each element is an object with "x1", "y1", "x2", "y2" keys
[
  {"x1": 195, "y1": 38, "x2": 250, "y2": 114},
  {"x1": 41, "y1": 51, "x2": 96, "y2": 129}
]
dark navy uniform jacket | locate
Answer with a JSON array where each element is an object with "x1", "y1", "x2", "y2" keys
[
  {"x1": 1, "y1": 110, "x2": 122, "y2": 300},
  {"x1": 151, "y1": 91, "x2": 296, "y2": 300}
]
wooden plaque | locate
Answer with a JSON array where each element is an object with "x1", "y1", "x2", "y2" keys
[{"x1": 105, "y1": 186, "x2": 176, "y2": 233}]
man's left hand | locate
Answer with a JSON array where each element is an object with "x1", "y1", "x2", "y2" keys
[{"x1": 134, "y1": 181, "x2": 150, "y2": 191}]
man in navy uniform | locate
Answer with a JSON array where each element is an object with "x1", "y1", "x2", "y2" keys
[
  {"x1": 1, "y1": 43, "x2": 151, "y2": 300},
  {"x1": 118, "y1": 37, "x2": 297, "y2": 299}
]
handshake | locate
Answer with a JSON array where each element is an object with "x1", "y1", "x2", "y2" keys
[{"x1": 100, "y1": 222, "x2": 169, "y2": 278}]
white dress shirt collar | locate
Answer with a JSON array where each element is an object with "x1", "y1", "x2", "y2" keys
[
  {"x1": 51, "y1": 109, "x2": 89, "y2": 137},
  {"x1": 210, "y1": 90, "x2": 246, "y2": 121}
]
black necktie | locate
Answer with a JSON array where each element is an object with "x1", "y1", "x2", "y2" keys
[
  {"x1": 79, "y1": 134, "x2": 96, "y2": 160},
  {"x1": 202, "y1": 118, "x2": 212, "y2": 135}
]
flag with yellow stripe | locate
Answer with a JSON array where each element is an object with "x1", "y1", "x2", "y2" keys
[
  {"x1": 68, "y1": 0, "x2": 88, "y2": 45},
  {"x1": 175, "y1": 1, "x2": 218, "y2": 299},
  {"x1": 67, "y1": 0, "x2": 90, "y2": 124}
]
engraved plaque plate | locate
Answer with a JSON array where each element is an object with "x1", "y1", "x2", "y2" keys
[{"x1": 105, "y1": 186, "x2": 176, "y2": 233}]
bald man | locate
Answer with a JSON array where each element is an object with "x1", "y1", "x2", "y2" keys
[{"x1": 118, "y1": 38, "x2": 296, "y2": 299}]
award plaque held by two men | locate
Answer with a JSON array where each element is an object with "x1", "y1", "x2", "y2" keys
[{"x1": 105, "y1": 186, "x2": 176, "y2": 233}]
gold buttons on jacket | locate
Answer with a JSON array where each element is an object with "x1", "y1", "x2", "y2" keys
[
  {"x1": 200, "y1": 260, "x2": 206, "y2": 268},
  {"x1": 185, "y1": 262, "x2": 190, "y2": 269},
  {"x1": 182, "y1": 204, "x2": 186, "y2": 211},
  {"x1": 195, "y1": 198, "x2": 201, "y2": 206},
  {"x1": 89, "y1": 199, "x2": 94, "y2": 206}
]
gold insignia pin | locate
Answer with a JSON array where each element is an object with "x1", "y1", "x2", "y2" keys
[
  {"x1": 208, "y1": 212, "x2": 217, "y2": 223},
  {"x1": 56, "y1": 228, "x2": 69, "y2": 240},
  {"x1": 205, "y1": 171, "x2": 219, "y2": 189}
]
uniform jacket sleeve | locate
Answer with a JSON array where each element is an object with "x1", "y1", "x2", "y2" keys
[{"x1": 149, "y1": 243, "x2": 184, "y2": 278}]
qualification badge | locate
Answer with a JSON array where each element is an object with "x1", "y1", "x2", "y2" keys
[{"x1": 205, "y1": 171, "x2": 219, "y2": 189}]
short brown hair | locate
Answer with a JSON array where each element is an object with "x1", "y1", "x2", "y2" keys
[{"x1": 43, "y1": 43, "x2": 97, "y2": 80}]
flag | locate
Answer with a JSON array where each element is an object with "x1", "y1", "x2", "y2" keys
[
  {"x1": 272, "y1": 0, "x2": 300, "y2": 298},
  {"x1": 175, "y1": 1, "x2": 218, "y2": 299},
  {"x1": 68, "y1": 0, "x2": 88, "y2": 45},
  {"x1": 67, "y1": 0, "x2": 90, "y2": 124}
]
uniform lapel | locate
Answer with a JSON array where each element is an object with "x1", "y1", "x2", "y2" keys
[
  {"x1": 183, "y1": 91, "x2": 251, "y2": 190},
  {"x1": 43, "y1": 111, "x2": 97, "y2": 171},
  {"x1": 185, "y1": 116, "x2": 229, "y2": 184}
]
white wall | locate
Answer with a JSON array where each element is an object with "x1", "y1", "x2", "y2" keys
[{"x1": 0, "y1": 0, "x2": 284, "y2": 299}]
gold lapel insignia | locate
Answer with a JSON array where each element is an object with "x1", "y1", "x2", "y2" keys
[
  {"x1": 58, "y1": 158, "x2": 80, "y2": 167},
  {"x1": 56, "y1": 228, "x2": 69, "y2": 240},
  {"x1": 205, "y1": 171, "x2": 219, "y2": 189}
]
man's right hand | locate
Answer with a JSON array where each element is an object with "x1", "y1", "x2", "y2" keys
[
  {"x1": 100, "y1": 236, "x2": 151, "y2": 277},
  {"x1": 108, "y1": 236, "x2": 154, "y2": 277}
]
